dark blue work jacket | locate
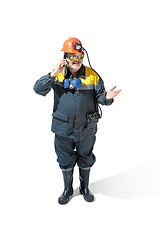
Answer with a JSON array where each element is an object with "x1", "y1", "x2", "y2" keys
[{"x1": 33, "y1": 65, "x2": 114, "y2": 140}]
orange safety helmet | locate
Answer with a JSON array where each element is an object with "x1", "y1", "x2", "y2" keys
[{"x1": 62, "y1": 37, "x2": 83, "y2": 53}]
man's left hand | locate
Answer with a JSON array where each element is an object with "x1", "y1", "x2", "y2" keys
[{"x1": 106, "y1": 86, "x2": 121, "y2": 100}]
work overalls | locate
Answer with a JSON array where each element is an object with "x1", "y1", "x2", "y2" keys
[{"x1": 33, "y1": 65, "x2": 113, "y2": 169}]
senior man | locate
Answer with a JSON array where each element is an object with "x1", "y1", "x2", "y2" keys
[{"x1": 33, "y1": 37, "x2": 121, "y2": 204}]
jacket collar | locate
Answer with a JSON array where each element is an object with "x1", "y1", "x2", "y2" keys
[{"x1": 64, "y1": 64, "x2": 85, "y2": 79}]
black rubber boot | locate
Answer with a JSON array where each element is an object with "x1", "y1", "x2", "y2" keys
[
  {"x1": 79, "y1": 167, "x2": 94, "y2": 202},
  {"x1": 58, "y1": 168, "x2": 74, "y2": 205}
]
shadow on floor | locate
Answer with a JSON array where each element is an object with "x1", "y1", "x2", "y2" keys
[{"x1": 89, "y1": 159, "x2": 160, "y2": 199}]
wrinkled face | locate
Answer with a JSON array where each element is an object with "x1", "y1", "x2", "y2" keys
[{"x1": 66, "y1": 52, "x2": 84, "y2": 71}]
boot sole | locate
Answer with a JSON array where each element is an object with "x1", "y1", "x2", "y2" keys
[
  {"x1": 58, "y1": 190, "x2": 73, "y2": 205},
  {"x1": 79, "y1": 188, "x2": 94, "y2": 202}
]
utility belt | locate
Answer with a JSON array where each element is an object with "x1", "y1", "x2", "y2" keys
[{"x1": 86, "y1": 105, "x2": 102, "y2": 123}]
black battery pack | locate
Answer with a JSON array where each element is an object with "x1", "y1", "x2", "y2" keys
[{"x1": 86, "y1": 112, "x2": 101, "y2": 123}]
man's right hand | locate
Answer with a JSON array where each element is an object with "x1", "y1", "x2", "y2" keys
[{"x1": 50, "y1": 59, "x2": 67, "y2": 77}]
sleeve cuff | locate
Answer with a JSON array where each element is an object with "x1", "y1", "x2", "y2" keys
[
  {"x1": 48, "y1": 72, "x2": 55, "y2": 79},
  {"x1": 105, "y1": 91, "x2": 114, "y2": 105},
  {"x1": 105, "y1": 98, "x2": 114, "y2": 105}
]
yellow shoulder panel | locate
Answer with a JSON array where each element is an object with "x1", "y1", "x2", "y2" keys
[
  {"x1": 81, "y1": 66, "x2": 99, "y2": 86},
  {"x1": 56, "y1": 69, "x2": 65, "y2": 82},
  {"x1": 56, "y1": 66, "x2": 99, "y2": 86}
]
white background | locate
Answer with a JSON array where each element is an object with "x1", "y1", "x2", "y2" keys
[{"x1": 0, "y1": 0, "x2": 160, "y2": 239}]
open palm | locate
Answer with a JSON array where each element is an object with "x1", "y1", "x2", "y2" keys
[{"x1": 106, "y1": 86, "x2": 121, "y2": 100}]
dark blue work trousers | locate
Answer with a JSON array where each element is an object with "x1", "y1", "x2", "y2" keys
[{"x1": 54, "y1": 134, "x2": 96, "y2": 169}]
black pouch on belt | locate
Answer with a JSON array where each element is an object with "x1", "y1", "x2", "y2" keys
[
  {"x1": 87, "y1": 112, "x2": 101, "y2": 123},
  {"x1": 86, "y1": 104, "x2": 102, "y2": 123}
]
